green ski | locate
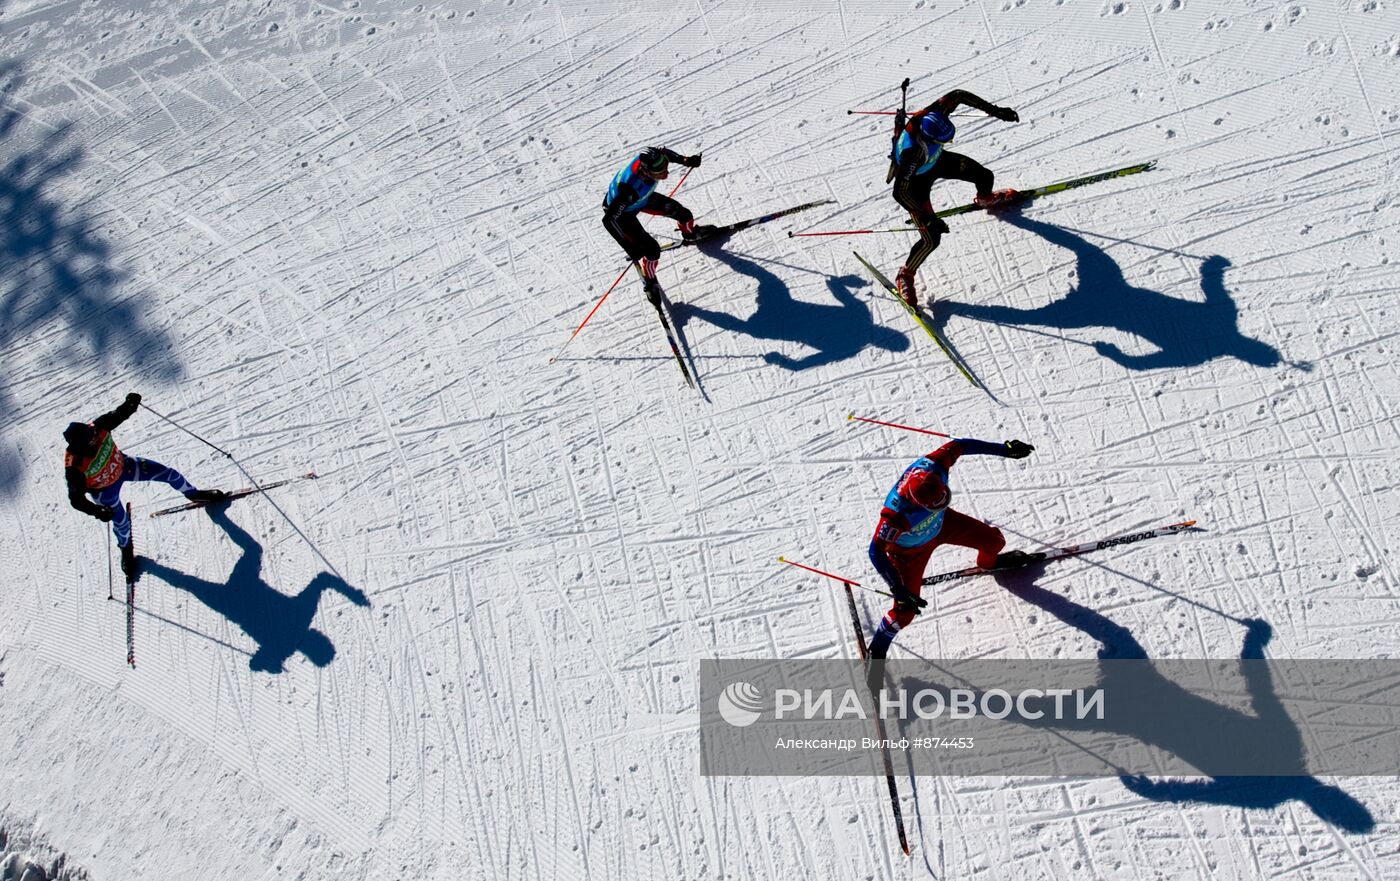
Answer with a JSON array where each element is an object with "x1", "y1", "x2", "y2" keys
[
  {"x1": 936, "y1": 160, "x2": 1157, "y2": 219},
  {"x1": 789, "y1": 162, "x2": 1158, "y2": 240},
  {"x1": 853, "y1": 251, "x2": 980, "y2": 387}
]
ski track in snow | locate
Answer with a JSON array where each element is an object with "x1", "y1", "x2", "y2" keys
[{"x1": 1, "y1": 1, "x2": 1398, "y2": 879}]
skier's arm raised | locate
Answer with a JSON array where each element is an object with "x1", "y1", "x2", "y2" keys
[
  {"x1": 92, "y1": 392, "x2": 141, "y2": 432},
  {"x1": 923, "y1": 89, "x2": 1018, "y2": 122},
  {"x1": 654, "y1": 147, "x2": 702, "y2": 168},
  {"x1": 926, "y1": 437, "x2": 1034, "y2": 470}
]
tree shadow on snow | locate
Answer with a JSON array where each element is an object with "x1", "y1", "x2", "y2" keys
[
  {"x1": 670, "y1": 232, "x2": 909, "y2": 371},
  {"x1": 899, "y1": 565, "x2": 1373, "y2": 834},
  {"x1": 0, "y1": 64, "x2": 183, "y2": 495},
  {"x1": 141, "y1": 504, "x2": 369, "y2": 673},
  {"x1": 940, "y1": 210, "x2": 1308, "y2": 372}
]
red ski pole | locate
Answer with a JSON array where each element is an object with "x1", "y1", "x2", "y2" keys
[
  {"x1": 777, "y1": 556, "x2": 894, "y2": 600},
  {"x1": 846, "y1": 413, "x2": 951, "y2": 438},
  {"x1": 549, "y1": 166, "x2": 695, "y2": 362},
  {"x1": 787, "y1": 226, "x2": 917, "y2": 238}
]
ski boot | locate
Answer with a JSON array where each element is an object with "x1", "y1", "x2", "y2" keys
[
  {"x1": 635, "y1": 257, "x2": 663, "y2": 306},
  {"x1": 682, "y1": 222, "x2": 718, "y2": 243},
  {"x1": 641, "y1": 274, "x2": 663, "y2": 307},
  {"x1": 120, "y1": 542, "x2": 139, "y2": 580},
  {"x1": 185, "y1": 488, "x2": 231, "y2": 505},
  {"x1": 974, "y1": 188, "x2": 1020, "y2": 211},
  {"x1": 992, "y1": 549, "x2": 1039, "y2": 570},
  {"x1": 895, "y1": 266, "x2": 918, "y2": 309}
]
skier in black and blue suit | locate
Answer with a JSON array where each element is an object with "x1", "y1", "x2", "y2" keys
[
  {"x1": 602, "y1": 146, "x2": 704, "y2": 302},
  {"x1": 891, "y1": 89, "x2": 1020, "y2": 307}
]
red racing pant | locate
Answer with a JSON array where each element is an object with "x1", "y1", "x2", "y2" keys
[{"x1": 879, "y1": 509, "x2": 1004, "y2": 629}]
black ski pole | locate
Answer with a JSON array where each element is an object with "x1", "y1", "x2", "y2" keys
[
  {"x1": 886, "y1": 77, "x2": 910, "y2": 184},
  {"x1": 139, "y1": 402, "x2": 235, "y2": 458},
  {"x1": 138, "y1": 403, "x2": 346, "y2": 580}
]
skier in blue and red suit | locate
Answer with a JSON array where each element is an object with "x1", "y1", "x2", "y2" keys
[
  {"x1": 602, "y1": 146, "x2": 705, "y2": 303},
  {"x1": 891, "y1": 89, "x2": 1020, "y2": 308},
  {"x1": 867, "y1": 436, "x2": 1035, "y2": 659},
  {"x1": 64, "y1": 392, "x2": 226, "y2": 578}
]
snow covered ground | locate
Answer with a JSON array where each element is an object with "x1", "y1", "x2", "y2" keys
[{"x1": 2, "y1": 0, "x2": 1398, "y2": 878}]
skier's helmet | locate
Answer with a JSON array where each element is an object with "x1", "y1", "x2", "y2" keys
[
  {"x1": 64, "y1": 421, "x2": 95, "y2": 449},
  {"x1": 918, "y1": 111, "x2": 956, "y2": 144},
  {"x1": 638, "y1": 147, "x2": 670, "y2": 179},
  {"x1": 902, "y1": 467, "x2": 951, "y2": 512}
]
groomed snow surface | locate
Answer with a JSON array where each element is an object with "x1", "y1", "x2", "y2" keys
[{"x1": 2, "y1": 0, "x2": 1398, "y2": 878}]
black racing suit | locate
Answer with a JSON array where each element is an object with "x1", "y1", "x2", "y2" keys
[
  {"x1": 602, "y1": 148, "x2": 700, "y2": 263},
  {"x1": 892, "y1": 90, "x2": 1005, "y2": 273}
]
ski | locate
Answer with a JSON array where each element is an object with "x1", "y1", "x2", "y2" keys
[
  {"x1": 788, "y1": 162, "x2": 1158, "y2": 239},
  {"x1": 922, "y1": 519, "x2": 1198, "y2": 586},
  {"x1": 125, "y1": 502, "x2": 136, "y2": 669},
  {"x1": 935, "y1": 160, "x2": 1156, "y2": 219},
  {"x1": 149, "y1": 471, "x2": 319, "y2": 517},
  {"x1": 635, "y1": 267, "x2": 696, "y2": 389},
  {"x1": 658, "y1": 199, "x2": 835, "y2": 252},
  {"x1": 843, "y1": 582, "x2": 911, "y2": 857},
  {"x1": 853, "y1": 250, "x2": 980, "y2": 387}
]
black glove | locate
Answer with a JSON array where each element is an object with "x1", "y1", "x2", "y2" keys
[
  {"x1": 685, "y1": 153, "x2": 702, "y2": 168},
  {"x1": 1004, "y1": 439, "x2": 1034, "y2": 459},
  {"x1": 125, "y1": 392, "x2": 141, "y2": 408},
  {"x1": 916, "y1": 213, "x2": 950, "y2": 235},
  {"x1": 994, "y1": 106, "x2": 1019, "y2": 122},
  {"x1": 93, "y1": 507, "x2": 115, "y2": 522},
  {"x1": 893, "y1": 592, "x2": 928, "y2": 614}
]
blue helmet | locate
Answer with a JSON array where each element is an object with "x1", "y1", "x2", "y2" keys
[{"x1": 918, "y1": 112, "x2": 955, "y2": 144}]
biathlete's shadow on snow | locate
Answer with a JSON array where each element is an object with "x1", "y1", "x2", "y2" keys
[
  {"x1": 940, "y1": 210, "x2": 1307, "y2": 372},
  {"x1": 141, "y1": 504, "x2": 369, "y2": 673},
  {"x1": 0, "y1": 64, "x2": 182, "y2": 496},
  {"x1": 899, "y1": 566, "x2": 1373, "y2": 834},
  {"x1": 670, "y1": 232, "x2": 910, "y2": 371}
]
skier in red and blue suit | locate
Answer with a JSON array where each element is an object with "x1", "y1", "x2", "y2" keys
[
  {"x1": 602, "y1": 146, "x2": 705, "y2": 302},
  {"x1": 867, "y1": 436, "x2": 1035, "y2": 659},
  {"x1": 64, "y1": 392, "x2": 226, "y2": 578}
]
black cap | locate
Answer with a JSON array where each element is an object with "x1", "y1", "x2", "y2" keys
[{"x1": 64, "y1": 422, "x2": 95, "y2": 448}]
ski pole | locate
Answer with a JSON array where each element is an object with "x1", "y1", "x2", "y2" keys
[
  {"x1": 138, "y1": 403, "x2": 346, "y2": 580},
  {"x1": 140, "y1": 402, "x2": 234, "y2": 457},
  {"x1": 788, "y1": 191, "x2": 1001, "y2": 237},
  {"x1": 850, "y1": 108, "x2": 983, "y2": 117},
  {"x1": 549, "y1": 166, "x2": 695, "y2": 362},
  {"x1": 777, "y1": 556, "x2": 895, "y2": 600},
  {"x1": 125, "y1": 502, "x2": 135, "y2": 668},
  {"x1": 847, "y1": 413, "x2": 951, "y2": 438},
  {"x1": 109, "y1": 594, "x2": 255, "y2": 657},
  {"x1": 788, "y1": 226, "x2": 917, "y2": 238}
]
